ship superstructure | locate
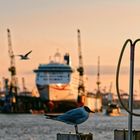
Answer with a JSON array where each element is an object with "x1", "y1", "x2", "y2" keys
[{"x1": 34, "y1": 52, "x2": 79, "y2": 102}]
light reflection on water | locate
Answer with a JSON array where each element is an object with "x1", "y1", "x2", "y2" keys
[{"x1": 0, "y1": 110, "x2": 140, "y2": 140}]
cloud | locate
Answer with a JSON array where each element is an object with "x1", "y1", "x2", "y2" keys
[
  {"x1": 18, "y1": 65, "x2": 140, "y2": 76},
  {"x1": 84, "y1": 65, "x2": 140, "y2": 75}
]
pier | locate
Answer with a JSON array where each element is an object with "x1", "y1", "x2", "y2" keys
[
  {"x1": 0, "y1": 95, "x2": 45, "y2": 113},
  {"x1": 114, "y1": 129, "x2": 140, "y2": 140},
  {"x1": 57, "y1": 133, "x2": 93, "y2": 140}
]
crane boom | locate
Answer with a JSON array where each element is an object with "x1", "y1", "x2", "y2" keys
[
  {"x1": 7, "y1": 29, "x2": 16, "y2": 75},
  {"x1": 7, "y1": 28, "x2": 17, "y2": 94},
  {"x1": 77, "y1": 29, "x2": 85, "y2": 96},
  {"x1": 77, "y1": 29, "x2": 84, "y2": 72}
]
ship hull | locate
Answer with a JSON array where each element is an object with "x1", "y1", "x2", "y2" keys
[{"x1": 37, "y1": 84, "x2": 78, "y2": 102}]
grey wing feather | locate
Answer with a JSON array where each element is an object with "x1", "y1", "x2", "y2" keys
[{"x1": 57, "y1": 108, "x2": 85, "y2": 123}]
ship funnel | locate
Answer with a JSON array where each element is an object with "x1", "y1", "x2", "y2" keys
[{"x1": 64, "y1": 53, "x2": 70, "y2": 65}]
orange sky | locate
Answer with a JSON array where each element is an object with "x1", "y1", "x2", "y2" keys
[{"x1": 0, "y1": 1, "x2": 140, "y2": 97}]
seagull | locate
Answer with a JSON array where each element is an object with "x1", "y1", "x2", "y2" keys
[
  {"x1": 17, "y1": 50, "x2": 32, "y2": 60},
  {"x1": 45, "y1": 106, "x2": 94, "y2": 134}
]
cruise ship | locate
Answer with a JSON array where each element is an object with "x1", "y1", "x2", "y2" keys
[
  {"x1": 34, "y1": 51, "x2": 80, "y2": 111},
  {"x1": 34, "y1": 50, "x2": 103, "y2": 112}
]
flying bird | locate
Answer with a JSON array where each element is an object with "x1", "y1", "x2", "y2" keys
[
  {"x1": 45, "y1": 106, "x2": 94, "y2": 134},
  {"x1": 17, "y1": 50, "x2": 32, "y2": 60}
]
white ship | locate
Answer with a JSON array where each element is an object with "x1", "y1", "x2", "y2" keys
[
  {"x1": 34, "y1": 52, "x2": 79, "y2": 104},
  {"x1": 34, "y1": 51, "x2": 102, "y2": 112}
]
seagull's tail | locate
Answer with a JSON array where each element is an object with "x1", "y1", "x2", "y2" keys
[{"x1": 44, "y1": 114, "x2": 58, "y2": 119}]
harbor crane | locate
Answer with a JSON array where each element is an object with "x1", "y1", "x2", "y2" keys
[
  {"x1": 77, "y1": 29, "x2": 85, "y2": 97},
  {"x1": 7, "y1": 28, "x2": 18, "y2": 95}
]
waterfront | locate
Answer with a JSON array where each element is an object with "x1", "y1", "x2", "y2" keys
[{"x1": 0, "y1": 110, "x2": 140, "y2": 140}]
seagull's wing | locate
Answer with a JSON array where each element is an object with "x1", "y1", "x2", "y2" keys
[
  {"x1": 24, "y1": 50, "x2": 32, "y2": 57},
  {"x1": 57, "y1": 107, "x2": 86, "y2": 124}
]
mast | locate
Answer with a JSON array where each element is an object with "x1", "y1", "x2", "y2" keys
[
  {"x1": 22, "y1": 77, "x2": 27, "y2": 92},
  {"x1": 96, "y1": 56, "x2": 101, "y2": 96}
]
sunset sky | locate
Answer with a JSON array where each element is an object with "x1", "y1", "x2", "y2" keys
[{"x1": 0, "y1": 0, "x2": 140, "y2": 97}]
